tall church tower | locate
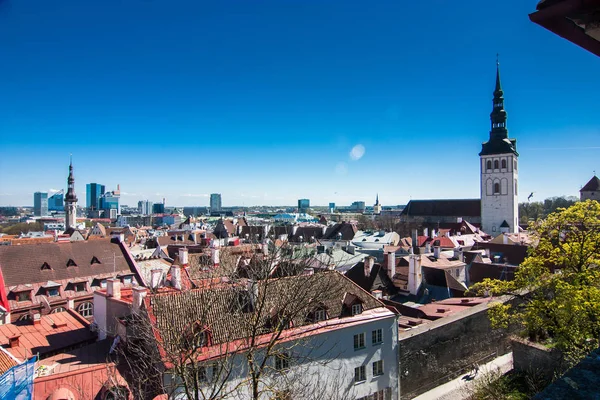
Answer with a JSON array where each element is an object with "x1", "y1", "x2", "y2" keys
[
  {"x1": 480, "y1": 59, "x2": 519, "y2": 234},
  {"x1": 64, "y1": 156, "x2": 78, "y2": 230}
]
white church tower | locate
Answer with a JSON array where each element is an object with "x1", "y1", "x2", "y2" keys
[
  {"x1": 480, "y1": 59, "x2": 519, "y2": 234},
  {"x1": 64, "y1": 156, "x2": 78, "y2": 230}
]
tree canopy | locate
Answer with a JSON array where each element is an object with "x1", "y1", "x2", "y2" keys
[{"x1": 471, "y1": 200, "x2": 600, "y2": 363}]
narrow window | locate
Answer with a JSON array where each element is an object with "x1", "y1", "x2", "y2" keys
[
  {"x1": 314, "y1": 309, "x2": 326, "y2": 322},
  {"x1": 351, "y1": 303, "x2": 363, "y2": 316},
  {"x1": 494, "y1": 183, "x2": 500, "y2": 194},
  {"x1": 501, "y1": 159, "x2": 506, "y2": 169},
  {"x1": 372, "y1": 360, "x2": 384, "y2": 376},
  {"x1": 354, "y1": 333, "x2": 365, "y2": 350},
  {"x1": 275, "y1": 353, "x2": 290, "y2": 371},
  {"x1": 354, "y1": 366, "x2": 366, "y2": 383},
  {"x1": 494, "y1": 160, "x2": 499, "y2": 169},
  {"x1": 372, "y1": 329, "x2": 383, "y2": 345},
  {"x1": 486, "y1": 160, "x2": 491, "y2": 171}
]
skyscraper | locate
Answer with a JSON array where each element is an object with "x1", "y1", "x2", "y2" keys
[
  {"x1": 210, "y1": 193, "x2": 222, "y2": 212},
  {"x1": 138, "y1": 200, "x2": 153, "y2": 215},
  {"x1": 64, "y1": 158, "x2": 78, "y2": 229},
  {"x1": 48, "y1": 191, "x2": 64, "y2": 211},
  {"x1": 480, "y1": 59, "x2": 519, "y2": 234},
  {"x1": 33, "y1": 192, "x2": 48, "y2": 216},
  {"x1": 298, "y1": 199, "x2": 310, "y2": 213},
  {"x1": 86, "y1": 183, "x2": 105, "y2": 210}
]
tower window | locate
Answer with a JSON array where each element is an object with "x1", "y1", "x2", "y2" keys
[
  {"x1": 486, "y1": 160, "x2": 492, "y2": 171},
  {"x1": 515, "y1": 181, "x2": 518, "y2": 194},
  {"x1": 494, "y1": 160, "x2": 499, "y2": 170},
  {"x1": 501, "y1": 159, "x2": 506, "y2": 169},
  {"x1": 494, "y1": 183, "x2": 500, "y2": 194},
  {"x1": 514, "y1": 160, "x2": 517, "y2": 171}
]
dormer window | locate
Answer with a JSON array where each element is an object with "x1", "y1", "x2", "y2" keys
[
  {"x1": 91, "y1": 256, "x2": 101, "y2": 265},
  {"x1": 74, "y1": 282, "x2": 87, "y2": 292},
  {"x1": 41, "y1": 262, "x2": 52, "y2": 271},
  {"x1": 16, "y1": 291, "x2": 31, "y2": 302},
  {"x1": 66, "y1": 259, "x2": 77, "y2": 267},
  {"x1": 47, "y1": 288, "x2": 60, "y2": 297},
  {"x1": 181, "y1": 321, "x2": 210, "y2": 350},
  {"x1": 307, "y1": 306, "x2": 328, "y2": 323},
  {"x1": 351, "y1": 303, "x2": 363, "y2": 316}
]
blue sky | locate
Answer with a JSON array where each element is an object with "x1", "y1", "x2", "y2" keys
[{"x1": 0, "y1": 0, "x2": 598, "y2": 207}]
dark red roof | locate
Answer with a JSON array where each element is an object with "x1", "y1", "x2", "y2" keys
[{"x1": 581, "y1": 176, "x2": 600, "y2": 192}]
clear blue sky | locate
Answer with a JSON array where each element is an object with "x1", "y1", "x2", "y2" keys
[{"x1": 0, "y1": 0, "x2": 598, "y2": 207}]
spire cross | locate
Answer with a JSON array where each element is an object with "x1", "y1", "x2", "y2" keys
[{"x1": 496, "y1": 53, "x2": 499, "y2": 66}]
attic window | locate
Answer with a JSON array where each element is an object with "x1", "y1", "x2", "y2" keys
[
  {"x1": 181, "y1": 321, "x2": 209, "y2": 350},
  {"x1": 66, "y1": 259, "x2": 77, "y2": 267},
  {"x1": 91, "y1": 256, "x2": 101, "y2": 265},
  {"x1": 307, "y1": 306, "x2": 328, "y2": 323},
  {"x1": 351, "y1": 303, "x2": 363, "y2": 316},
  {"x1": 41, "y1": 262, "x2": 52, "y2": 271}
]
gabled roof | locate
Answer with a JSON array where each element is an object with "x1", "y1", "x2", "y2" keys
[
  {"x1": 580, "y1": 175, "x2": 600, "y2": 192},
  {"x1": 145, "y1": 271, "x2": 384, "y2": 353},
  {"x1": 323, "y1": 222, "x2": 358, "y2": 240},
  {"x1": 0, "y1": 239, "x2": 138, "y2": 287}
]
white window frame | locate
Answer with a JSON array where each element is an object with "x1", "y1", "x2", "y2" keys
[
  {"x1": 314, "y1": 309, "x2": 326, "y2": 322},
  {"x1": 354, "y1": 365, "x2": 366, "y2": 383},
  {"x1": 372, "y1": 360, "x2": 384, "y2": 376},
  {"x1": 354, "y1": 333, "x2": 365, "y2": 350},
  {"x1": 351, "y1": 303, "x2": 362, "y2": 315},
  {"x1": 372, "y1": 328, "x2": 383, "y2": 345},
  {"x1": 275, "y1": 352, "x2": 290, "y2": 371},
  {"x1": 77, "y1": 301, "x2": 93, "y2": 317}
]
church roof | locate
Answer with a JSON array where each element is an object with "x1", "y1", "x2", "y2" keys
[
  {"x1": 479, "y1": 137, "x2": 518, "y2": 156},
  {"x1": 400, "y1": 199, "x2": 481, "y2": 217},
  {"x1": 580, "y1": 175, "x2": 600, "y2": 192}
]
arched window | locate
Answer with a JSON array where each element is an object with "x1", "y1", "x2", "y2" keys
[
  {"x1": 486, "y1": 160, "x2": 492, "y2": 171},
  {"x1": 18, "y1": 314, "x2": 32, "y2": 322},
  {"x1": 501, "y1": 159, "x2": 506, "y2": 169},
  {"x1": 77, "y1": 302, "x2": 93, "y2": 318},
  {"x1": 515, "y1": 180, "x2": 518, "y2": 194},
  {"x1": 514, "y1": 160, "x2": 517, "y2": 171},
  {"x1": 494, "y1": 183, "x2": 500, "y2": 194},
  {"x1": 51, "y1": 307, "x2": 66, "y2": 314},
  {"x1": 494, "y1": 160, "x2": 499, "y2": 170}
]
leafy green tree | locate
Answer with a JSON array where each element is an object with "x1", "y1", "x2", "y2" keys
[{"x1": 471, "y1": 200, "x2": 600, "y2": 363}]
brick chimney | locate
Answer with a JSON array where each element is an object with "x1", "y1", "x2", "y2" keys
[
  {"x1": 179, "y1": 247, "x2": 189, "y2": 266},
  {"x1": 387, "y1": 252, "x2": 396, "y2": 279},
  {"x1": 132, "y1": 287, "x2": 147, "y2": 312},
  {"x1": 433, "y1": 246, "x2": 441, "y2": 259},
  {"x1": 150, "y1": 268, "x2": 162, "y2": 289},
  {"x1": 170, "y1": 265, "x2": 182, "y2": 290},
  {"x1": 106, "y1": 278, "x2": 121, "y2": 299},
  {"x1": 33, "y1": 313, "x2": 41, "y2": 326}
]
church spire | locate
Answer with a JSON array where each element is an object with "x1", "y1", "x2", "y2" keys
[
  {"x1": 65, "y1": 155, "x2": 78, "y2": 203},
  {"x1": 490, "y1": 54, "x2": 508, "y2": 139}
]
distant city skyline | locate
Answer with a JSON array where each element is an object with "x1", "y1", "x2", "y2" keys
[{"x1": 1, "y1": 1, "x2": 598, "y2": 207}]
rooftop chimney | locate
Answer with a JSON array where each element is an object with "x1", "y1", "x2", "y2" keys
[
  {"x1": 33, "y1": 313, "x2": 41, "y2": 326},
  {"x1": 106, "y1": 278, "x2": 121, "y2": 299},
  {"x1": 170, "y1": 265, "x2": 182, "y2": 290},
  {"x1": 364, "y1": 257, "x2": 375, "y2": 278},
  {"x1": 423, "y1": 227, "x2": 428, "y2": 238},
  {"x1": 150, "y1": 268, "x2": 162, "y2": 289},
  {"x1": 433, "y1": 246, "x2": 441, "y2": 259},
  {"x1": 179, "y1": 247, "x2": 189, "y2": 266},
  {"x1": 387, "y1": 251, "x2": 396, "y2": 279},
  {"x1": 132, "y1": 287, "x2": 147, "y2": 312},
  {"x1": 425, "y1": 242, "x2": 432, "y2": 254},
  {"x1": 503, "y1": 233, "x2": 508, "y2": 245},
  {"x1": 453, "y1": 248, "x2": 464, "y2": 262},
  {"x1": 9, "y1": 335, "x2": 20, "y2": 348},
  {"x1": 431, "y1": 229, "x2": 436, "y2": 239},
  {"x1": 372, "y1": 290, "x2": 383, "y2": 299},
  {"x1": 412, "y1": 229, "x2": 418, "y2": 253},
  {"x1": 408, "y1": 255, "x2": 423, "y2": 295}
]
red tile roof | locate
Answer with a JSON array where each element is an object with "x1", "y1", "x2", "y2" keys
[
  {"x1": 0, "y1": 310, "x2": 96, "y2": 360},
  {"x1": 0, "y1": 346, "x2": 18, "y2": 374}
]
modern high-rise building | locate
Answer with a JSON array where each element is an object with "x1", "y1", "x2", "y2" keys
[
  {"x1": 138, "y1": 200, "x2": 153, "y2": 215},
  {"x1": 33, "y1": 192, "x2": 48, "y2": 216},
  {"x1": 480, "y1": 60, "x2": 519, "y2": 234},
  {"x1": 328, "y1": 202, "x2": 336, "y2": 213},
  {"x1": 86, "y1": 183, "x2": 105, "y2": 210},
  {"x1": 153, "y1": 202, "x2": 165, "y2": 214},
  {"x1": 99, "y1": 186, "x2": 121, "y2": 220},
  {"x1": 48, "y1": 191, "x2": 64, "y2": 211},
  {"x1": 298, "y1": 198, "x2": 310, "y2": 213},
  {"x1": 64, "y1": 159, "x2": 78, "y2": 229},
  {"x1": 210, "y1": 193, "x2": 222, "y2": 212}
]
